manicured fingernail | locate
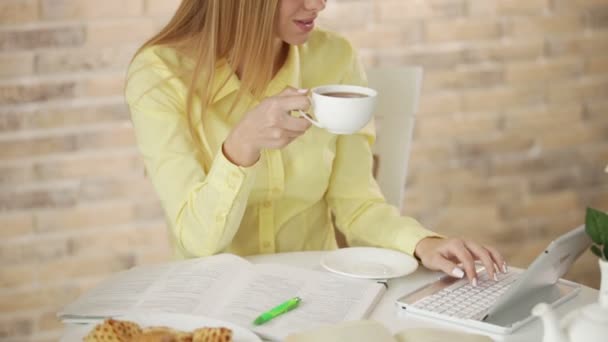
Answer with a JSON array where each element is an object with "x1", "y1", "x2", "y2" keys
[
  {"x1": 451, "y1": 267, "x2": 465, "y2": 278},
  {"x1": 297, "y1": 88, "x2": 308, "y2": 94},
  {"x1": 472, "y1": 278, "x2": 478, "y2": 287},
  {"x1": 493, "y1": 273, "x2": 499, "y2": 282},
  {"x1": 502, "y1": 262, "x2": 508, "y2": 273}
]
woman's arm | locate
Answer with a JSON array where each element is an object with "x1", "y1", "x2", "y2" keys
[
  {"x1": 126, "y1": 53, "x2": 256, "y2": 258},
  {"x1": 325, "y1": 132, "x2": 439, "y2": 255},
  {"x1": 324, "y1": 40, "x2": 438, "y2": 255},
  {"x1": 326, "y1": 128, "x2": 506, "y2": 283},
  {"x1": 126, "y1": 50, "x2": 311, "y2": 258},
  {"x1": 327, "y1": 40, "x2": 506, "y2": 283}
]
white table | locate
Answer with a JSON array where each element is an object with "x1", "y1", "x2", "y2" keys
[
  {"x1": 248, "y1": 251, "x2": 599, "y2": 342},
  {"x1": 61, "y1": 251, "x2": 599, "y2": 341}
]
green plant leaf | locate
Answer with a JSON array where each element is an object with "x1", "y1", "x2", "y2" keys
[
  {"x1": 585, "y1": 207, "x2": 608, "y2": 244},
  {"x1": 591, "y1": 245, "x2": 603, "y2": 258}
]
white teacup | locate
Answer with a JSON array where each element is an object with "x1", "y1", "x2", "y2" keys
[{"x1": 299, "y1": 84, "x2": 377, "y2": 134}]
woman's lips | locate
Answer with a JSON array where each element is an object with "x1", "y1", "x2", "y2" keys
[{"x1": 294, "y1": 19, "x2": 315, "y2": 32}]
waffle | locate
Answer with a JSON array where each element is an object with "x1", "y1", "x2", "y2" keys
[{"x1": 84, "y1": 318, "x2": 233, "y2": 342}]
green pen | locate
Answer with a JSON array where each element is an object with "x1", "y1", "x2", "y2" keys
[{"x1": 253, "y1": 297, "x2": 301, "y2": 325}]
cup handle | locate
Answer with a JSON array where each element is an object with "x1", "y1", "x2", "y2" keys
[{"x1": 298, "y1": 110, "x2": 323, "y2": 128}]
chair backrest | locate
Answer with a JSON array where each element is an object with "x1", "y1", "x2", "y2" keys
[{"x1": 367, "y1": 66, "x2": 423, "y2": 211}]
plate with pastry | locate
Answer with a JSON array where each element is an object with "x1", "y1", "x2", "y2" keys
[{"x1": 62, "y1": 312, "x2": 261, "y2": 342}]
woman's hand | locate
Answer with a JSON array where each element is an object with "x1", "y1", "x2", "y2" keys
[
  {"x1": 414, "y1": 237, "x2": 507, "y2": 286},
  {"x1": 223, "y1": 87, "x2": 312, "y2": 167}
]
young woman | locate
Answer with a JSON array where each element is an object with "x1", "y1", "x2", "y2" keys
[{"x1": 125, "y1": 0, "x2": 506, "y2": 285}]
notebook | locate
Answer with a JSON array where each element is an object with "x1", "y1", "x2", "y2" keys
[{"x1": 58, "y1": 254, "x2": 385, "y2": 341}]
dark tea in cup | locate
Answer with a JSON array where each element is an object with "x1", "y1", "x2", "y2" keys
[{"x1": 320, "y1": 91, "x2": 369, "y2": 98}]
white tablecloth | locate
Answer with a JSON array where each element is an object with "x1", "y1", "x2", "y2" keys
[{"x1": 61, "y1": 251, "x2": 599, "y2": 342}]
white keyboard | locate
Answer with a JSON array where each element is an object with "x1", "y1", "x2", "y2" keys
[{"x1": 411, "y1": 271, "x2": 519, "y2": 320}]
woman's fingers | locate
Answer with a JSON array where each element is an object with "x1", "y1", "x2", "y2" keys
[
  {"x1": 278, "y1": 94, "x2": 311, "y2": 112},
  {"x1": 280, "y1": 115, "x2": 311, "y2": 132},
  {"x1": 233, "y1": 87, "x2": 312, "y2": 154},
  {"x1": 485, "y1": 245, "x2": 508, "y2": 273},
  {"x1": 428, "y1": 254, "x2": 466, "y2": 280},
  {"x1": 465, "y1": 241, "x2": 497, "y2": 281},
  {"x1": 276, "y1": 86, "x2": 307, "y2": 97},
  {"x1": 445, "y1": 240, "x2": 477, "y2": 284},
  {"x1": 415, "y1": 237, "x2": 508, "y2": 286}
]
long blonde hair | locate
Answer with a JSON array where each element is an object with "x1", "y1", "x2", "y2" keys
[{"x1": 133, "y1": 0, "x2": 280, "y2": 157}]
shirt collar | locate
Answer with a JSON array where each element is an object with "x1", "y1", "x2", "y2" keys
[{"x1": 210, "y1": 44, "x2": 301, "y2": 104}]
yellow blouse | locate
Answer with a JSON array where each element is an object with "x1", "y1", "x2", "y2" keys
[{"x1": 125, "y1": 29, "x2": 437, "y2": 259}]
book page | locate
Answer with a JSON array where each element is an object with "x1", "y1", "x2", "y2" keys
[
  {"x1": 215, "y1": 263, "x2": 385, "y2": 341},
  {"x1": 134, "y1": 254, "x2": 253, "y2": 317},
  {"x1": 58, "y1": 254, "x2": 251, "y2": 319},
  {"x1": 133, "y1": 254, "x2": 252, "y2": 316},
  {"x1": 59, "y1": 263, "x2": 174, "y2": 318}
]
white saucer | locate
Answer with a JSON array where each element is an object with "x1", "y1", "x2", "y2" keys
[
  {"x1": 321, "y1": 247, "x2": 418, "y2": 279},
  {"x1": 61, "y1": 312, "x2": 261, "y2": 342}
]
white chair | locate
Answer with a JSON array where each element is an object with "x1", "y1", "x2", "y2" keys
[
  {"x1": 334, "y1": 66, "x2": 423, "y2": 248},
  {"x1": 367, "y1": 66, "x2": 423, "y2": 211}
]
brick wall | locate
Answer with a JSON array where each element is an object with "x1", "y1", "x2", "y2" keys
[
  {"x1": 319, "y1": 0, "x2": 608, "y2": 290},
  {"x1": 0, "y1": 0, "x2": 607, "y2": 341}
]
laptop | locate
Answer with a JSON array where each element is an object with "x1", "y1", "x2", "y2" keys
[{"x1": 396, "y1": 225, "x2": 591, "y2": 334}]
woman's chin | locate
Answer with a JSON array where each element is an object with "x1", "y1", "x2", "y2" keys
[{"x1": 284, "y1": 34, "x2": 311, "y2": 46}]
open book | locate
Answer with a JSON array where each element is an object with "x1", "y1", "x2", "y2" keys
[{"x1": 59, "y1": 254, "x2": 385, "y2": 341}]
